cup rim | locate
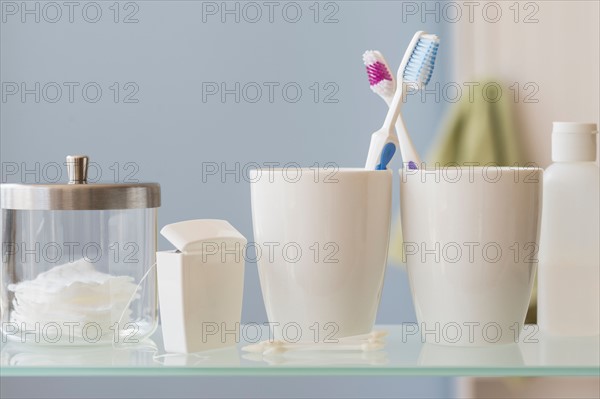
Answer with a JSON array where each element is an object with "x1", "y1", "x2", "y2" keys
[{"x1": 249, "y1": 167, "x2": 392, "y2": 173}]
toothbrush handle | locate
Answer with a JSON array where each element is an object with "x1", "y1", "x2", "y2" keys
[
  {"x1": 384, "y1": 90, "x2": 422, "y2": 168},
  {"x1": 395, "y1": 114, "x2": 422, "y2": 167},
  {"x1": 364, "y1": 131, "x2": 399, "y2": 169},
  {"x1": 383, "y1": 85, "x2": 404, "y2": 130}
]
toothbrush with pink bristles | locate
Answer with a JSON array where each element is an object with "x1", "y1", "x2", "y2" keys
[
  {"x1": 363, "y1": 32, "x2": 439, "y2": 170},
  {"x1": 363, "y1": 50, "x2": 412, "y2": 169}
]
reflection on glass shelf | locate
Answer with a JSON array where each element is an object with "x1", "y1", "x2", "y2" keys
[
  {"x1": 154, "y1": 347, "x2": 241, "y2": 367},
  {"x1": 418, "y1": 343, "x2": 524, "y2": 367},
  {"x1": 1, "y1": 340, "x2": 159, "y2": 368},
  {"x1": 1, "y1": 325, "x2": 598, "y2": 376}
]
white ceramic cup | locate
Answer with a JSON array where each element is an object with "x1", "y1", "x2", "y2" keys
[
  {"x1": 250, "y1": 167, "x2": 392, "y2": 342},
  {"x1": 400, "y1": 166, "x2": 542, "y2": 346}
]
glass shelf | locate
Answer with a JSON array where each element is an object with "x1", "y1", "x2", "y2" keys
[{"x1": 1, "y1": 325, "x2": 598, "y2": 377}]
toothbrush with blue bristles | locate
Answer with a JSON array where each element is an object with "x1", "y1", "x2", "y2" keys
[{"x1": 364, "y1": 32, "x2": 439, "y2": 170}]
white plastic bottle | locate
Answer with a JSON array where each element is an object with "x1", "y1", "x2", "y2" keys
[{"x1": 538, "y1": 122, "x2": 599, "y2": 336}]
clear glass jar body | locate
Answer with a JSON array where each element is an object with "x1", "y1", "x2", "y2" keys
[{"x1": 1, "y1": 208, "x2": 158, "y2": 345}]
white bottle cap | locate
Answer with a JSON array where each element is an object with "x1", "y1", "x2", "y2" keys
[{"x1": 552, "y1": 122, "x2": 598, "y2": 162}]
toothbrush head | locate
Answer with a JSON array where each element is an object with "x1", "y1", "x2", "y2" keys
[
  {"x1": 401, "y1": 32, "x2": 439, "y2": 90},
  {"x1": 362, "y1": 50, "x2": 396, "y2": 100}
]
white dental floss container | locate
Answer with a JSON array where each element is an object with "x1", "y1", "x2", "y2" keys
[{"x1": 157, "y1": 219, "x2": 246, "y2": 353}]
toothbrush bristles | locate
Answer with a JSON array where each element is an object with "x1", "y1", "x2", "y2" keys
[
  {"x1": 366, "y1": 62, "x2": 393, "y2": 86},
  {"x1": 403, "y1": 35, "x2": 439, "y2": 87},
  {"x1": 362, "y1": 50, "x2": 396, "y2": 98}
]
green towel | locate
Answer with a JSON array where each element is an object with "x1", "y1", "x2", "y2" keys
[
  {"x1": 429, "y1": 80, "x2": 521, "y2": 166},
  {"x1": 390, "y1": 80, "x2": 522, "y2": 264}
]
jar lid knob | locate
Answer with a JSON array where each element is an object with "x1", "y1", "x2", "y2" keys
[{"x1": 66, "y1": 155, "x2": 89, "y2": 184}]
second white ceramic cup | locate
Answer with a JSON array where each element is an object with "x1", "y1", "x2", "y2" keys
[
  {"x1": 250, "y1": 167, "x2": 391, "y2": 342},
  {"x1": 400, "y1": 166, "x2": 542, "y2": 346}
]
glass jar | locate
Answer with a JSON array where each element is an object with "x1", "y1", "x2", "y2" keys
[{"x1": 1, "y1": 156, "x2": 160, "y2": 345}]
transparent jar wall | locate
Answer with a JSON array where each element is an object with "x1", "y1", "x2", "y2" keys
[{"x1": 1, "y1": 208, "x2": 158, "y2": 345}]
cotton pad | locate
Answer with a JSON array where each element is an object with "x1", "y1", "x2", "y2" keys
[{"x1": 8, "y1": 258, "x2": 139, "y2": 342}]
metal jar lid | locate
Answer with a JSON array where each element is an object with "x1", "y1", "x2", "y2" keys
[{"x1": 1, "y1": 156, "x2": 161, "y2": 210}]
